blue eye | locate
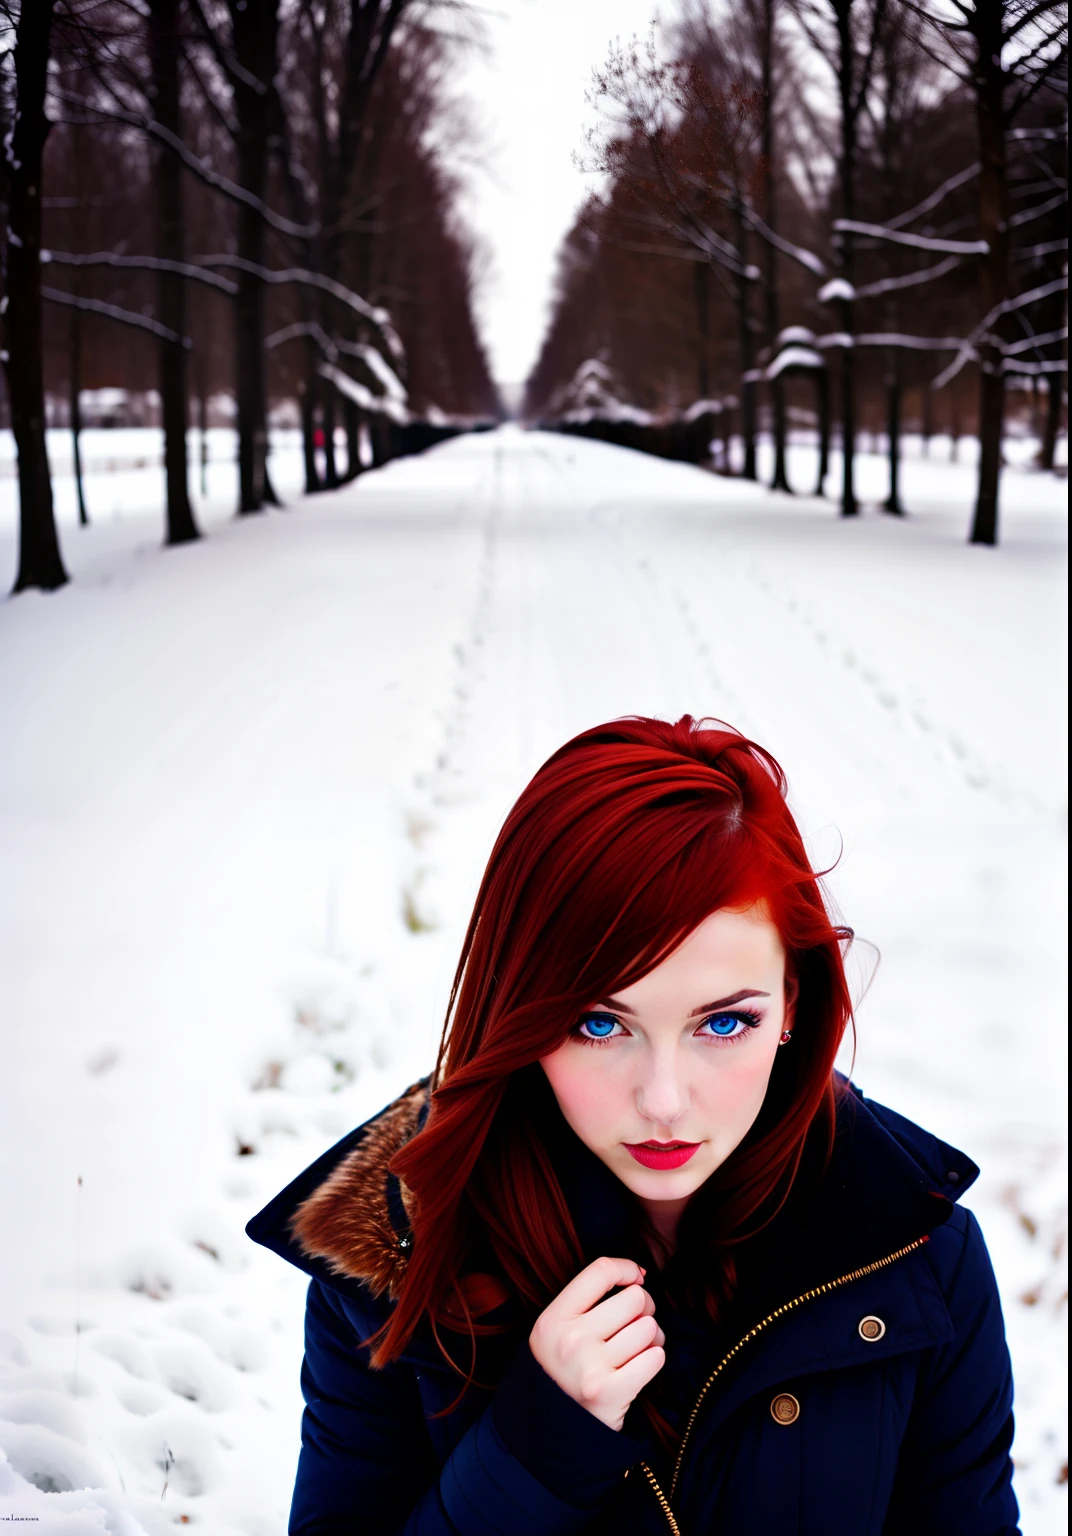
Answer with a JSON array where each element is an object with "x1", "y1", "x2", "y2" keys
[
  {"x1": 576, "y1": 1014, "x2": 622, "y2": 1043},
  {"x1": 700, "y1": 1011, "x2": 761, "y2": 1041}
]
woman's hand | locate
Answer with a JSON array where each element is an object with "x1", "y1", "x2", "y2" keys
[{"x1": 528, "y1": 1256, "x2": 666, "y2": 1431}]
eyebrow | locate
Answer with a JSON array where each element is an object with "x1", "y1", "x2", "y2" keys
[{"x1": 595, "y1": 989, "x2": 772, "y2": 1018}]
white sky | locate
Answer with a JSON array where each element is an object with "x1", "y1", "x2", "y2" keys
[{"x1": 455, "y1": 0, "x2": 669, "y2": 391}]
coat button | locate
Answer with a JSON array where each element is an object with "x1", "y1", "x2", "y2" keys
[
  {"x1": 859, "y1": 1315, "x2": 886, "y2": 1341},
  {"x1": 770, "y1": 1392, "x2": 800, "y2": 1424}
]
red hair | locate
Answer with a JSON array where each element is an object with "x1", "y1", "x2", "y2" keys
[{"x1": 374, "y1": 716, "x2": 853, "y2": 1381}]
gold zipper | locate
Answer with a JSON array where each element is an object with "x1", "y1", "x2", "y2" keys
[
  {"x1": 634, "y1": 1234, "x2": 929, "y2": 1533},
  {"x1": 637, "y1": 1462, "x2": 682, "y2": 1536}
]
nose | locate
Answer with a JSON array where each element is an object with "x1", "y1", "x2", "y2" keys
[{"x1": 636, "y1": 1049, "x2": 689, "y2": 1130}]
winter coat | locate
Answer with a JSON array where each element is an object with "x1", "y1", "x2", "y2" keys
[{"x1": 246, "y1": 1077, "x2": 1020, "y2": 1536}]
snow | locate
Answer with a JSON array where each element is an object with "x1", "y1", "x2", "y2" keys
[
  {"x1": 740, "y1": 205, "x2": 827, "y2": 278},
  {"x1": 853, "y1": 254, "x2": 966, "y2": 301},
  {"x1": 818, "y1": 277, "x2": 855, "y2": 303},
  {"x1": 776, "y1": 325, "x2": 816, "y2": 345},
  {"x1": 317, "y1": 362, "x2": 407, "y2": 421},
  {"x1": 682, "y1": 398, "x2": 728, "y2": 421},
  {"x1": 885, "y1": 162, "x2": 981, "y2": 230},
  {"x1": 767, "y1": 345, "x2": 823, "y2": 376},
  {"x1": 832, "y1": 219, "x2": 989, "y2": 256},
  {"x1": 0, "y1": 425, "x2": 1066, "y2": 1532}
]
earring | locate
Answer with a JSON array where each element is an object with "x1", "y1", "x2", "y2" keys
[{"x1": 779, "y1": 1030, "x2": 793, "y2": 1045}]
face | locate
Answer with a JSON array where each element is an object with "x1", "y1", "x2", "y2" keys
[{"x1": 540, "y1": 904, "x2": 791, "y2": 1228}]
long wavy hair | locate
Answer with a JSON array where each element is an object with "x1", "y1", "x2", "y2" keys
[{"x1": 372, "y1": 716, "x2": 853, "y2": 1401}]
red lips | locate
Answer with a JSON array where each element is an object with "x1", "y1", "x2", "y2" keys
[{"x1": 624, "y1": 1141, "x2": 702, "y2": 1170}]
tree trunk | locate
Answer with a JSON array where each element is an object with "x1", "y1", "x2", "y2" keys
[
  {"x1": 969, "y1": 3, "x2": 1009, "y2": 546},
  {"x1": 1038, "y1": 369, "x2": 1063, "y2": 471},
  {"x1": 69, "y1": 87, "x2": 89, "y2": 527},
  {"x1": 197, "y1": 373, "x2": 209, "y2": 497},
  {"x1": 883, "y1": 360, "x2": 904, "y2": 515},
  {"x1": 762, "y1": 0, "x2": 790, "y2": 492},
  {"x1": 230, "y1": 0, "x2": 279, "y2": 514},
  {"x1": 730, "y1": 199, "x2": 757, "y2": 480},
  {"x1": 69, "y1": 303, "x2": 88, "y2": 526},
  {"x1": 371, "y1": 413, "x2": 391, "y2": 468},
  {"x1": 301, "y1": 387, "x2": 319, "y2": 492},
  {"x1": 344, "y1": 398, "x2": 363, "y2": 479},
  {"x1": 301, "y1": 333, "x2": 321, "y2": 493},
  {"x1": 815, "y1": 368, "x2": 830, "y2": 495},
  {"x1": 4, "y1": 0, "x2": 68, "y2": 593},
  {"x1": 839, "y1": 338, "x2": 856, "y2": 513},
  {"x1": 149, "y1": 0, "x2": 199, "y2": 546},
  {"x1": 694, "y1": 259, "x2": 710, "y2": 401},
  {"x1": 322, "y1": 390, "x2": 340, "y2": 487},
  {"x1": 949, "y1": 387, "x2": 962, "y2": 461},
  {"x1": 835, "y1": 0, "x2": 858, "y2": 517},
  {"x1": 920, "y1": 380, "x2": 934, "y2": 458}
]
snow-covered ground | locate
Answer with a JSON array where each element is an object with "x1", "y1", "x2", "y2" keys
[{"x1": 0, "y1": 426, "x2": 1066, "y2": 1533}]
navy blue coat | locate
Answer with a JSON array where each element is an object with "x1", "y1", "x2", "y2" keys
[{"x1": 247, "y1": 1078, "x2": 1020, "y2": 1535}]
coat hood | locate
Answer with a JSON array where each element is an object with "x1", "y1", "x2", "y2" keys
[{"x1": 246, "y1": 1073, "x2": 978, "y2": 1314}]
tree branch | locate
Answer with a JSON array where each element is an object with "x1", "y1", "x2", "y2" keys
[
  {"x1": 42, "y1": 287, "x2": 190, "y2": 346},
  {"x1": 42, "y1": 248, "x2": 238, "y2": 294}
]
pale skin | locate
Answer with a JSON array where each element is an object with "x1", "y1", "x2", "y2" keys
[{"x1": 528, "y1": 903, "x2": 792, "y2": 1431}]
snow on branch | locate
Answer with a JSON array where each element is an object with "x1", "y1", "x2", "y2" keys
[
  {"x1": 276, "y1": 325, "x2": 407, "y2": 402},
  {"x1": 334, "y1": 340, "x2": 408, "y2": 403},
  {"x1": 41, "y1": 249, "x2": 239, "y2": 296},
  {"x1": 852, "y1": 255, "x2": 965, "y2": 300},
  {"x1": 832, "y1": 219, "x2": 988, "y2": 255},
  {"x1": 1000, "y1": 274, "x2": 1069, "y2": 315},
  {"x1": 197, "y1": 256, "x2": 404, "y2": 364},
  {"x1": 853, "y1": 332, "x2": 967, "y2": 350},
  {"x1": 42, "y1": 288, "x2": 190, "y2": 346},
  {"x1": 931, "y1": 273, "x2": 1069, "y2": 390},
  {"x1": 885, "y1": 164, "x2": 980, "y2": 231},
  {"x1": 683, "y1": 398, "x2": 727, "y2": 420},
  {"x1": 668, "y1": 215, "x2": 756, "y2": 278},
  {"x1": 1009, "y1": 125, "x2": 1067, "y2": 141},
  {"x1": 819, "y1": 277, "x2": 855, "y2": 304},
  {"x1": 739, "y1": 205, "x2": 827, "y2": 278},
  {"x1": 1003, "y1": 358, "x2": 1068, "y2": 375},
  {"x1": 767, "y1": 346, "x2": 824, "y2": 377},
  {"x1": 1003, "y1": 326, "x2": 1068, "y2": 356},
  {"x1": 1013, "y1": 236, "x2": 1068, "y2": 261},
  {"x1": 1007, "y1": 190, "x2": 1068, "y2": 229},
  {"x1": 814, "y1": 330, "x2": 969, "y2": 352},
  {"x1": 265, "y1": 319, "x2": 336, "y2": 357},
  {"x1": 55, "y1": 89, "x2": 316, "y2": 240},
  {"x1": 776, "y1": 325, "x2": 817, "y2": 346},
  {"x1": 317, "y1": 363, "x2": 408, "y2": 423}
]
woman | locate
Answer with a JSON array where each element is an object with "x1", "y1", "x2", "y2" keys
[{"x1": 247, "y1": 716, "x2": 1019, "y2": 1535}]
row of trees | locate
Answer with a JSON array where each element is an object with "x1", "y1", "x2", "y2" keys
[
  {"x1": 1, "y1": 0, "x2": 499, "y2": 593},
  {"x1": 525, "y1": 0, "x2": 1067, "y2": 544}
]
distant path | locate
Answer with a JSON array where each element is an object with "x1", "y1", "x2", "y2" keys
[{"x1": 0, "y1": 426, "x2": 1065, "y2": 1532}]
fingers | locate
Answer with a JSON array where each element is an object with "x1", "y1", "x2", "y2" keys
[
  {"x1": 603, "y1": 1313, "x2": 665, "y2": 1370},
  {"x1": 612, "y1": 1342, "x2": 666, "y2": 1401},
  {"x1": 545, "y1": 1256, "x2": 647, "y2": 1321},
  {"x1": 588, "y1": 1283, "x2": 655, "y2": 1340}
]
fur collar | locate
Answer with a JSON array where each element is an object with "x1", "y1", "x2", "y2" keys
[{"x1": 287, "y1": 1078, "x2": 426, "y2": 1300}]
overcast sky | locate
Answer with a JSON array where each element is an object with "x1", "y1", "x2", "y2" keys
[{"x1": 455, "y1": 0, "x2": 670, "y2": 391}]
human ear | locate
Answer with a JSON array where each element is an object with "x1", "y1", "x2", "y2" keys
[{"x1": 783, "y1": 969, "x2": 799, "y2": 1029}]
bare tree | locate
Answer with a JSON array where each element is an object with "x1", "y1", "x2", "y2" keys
[
  {"x1": 791, "y1": 0, "x2": 889, "y2": 515},
  {"x1": 148, "y1": 0, "x2": 200, "y2": 543},
  {"x1": 585, "y1": 31, "x2": 765, "y2": 477},
  {"x1": 187, "y1": 0, "x2": 286, "y2": 512},
  {"x1": 2, "y1": 0, "x2": 69, "y2": 592},
  {"x1": 677, "y1": 0, "x2": 795, "y2": 486},
  {"x1": 908, "y1": 0, "x2": 1067, "y2": 542}
]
